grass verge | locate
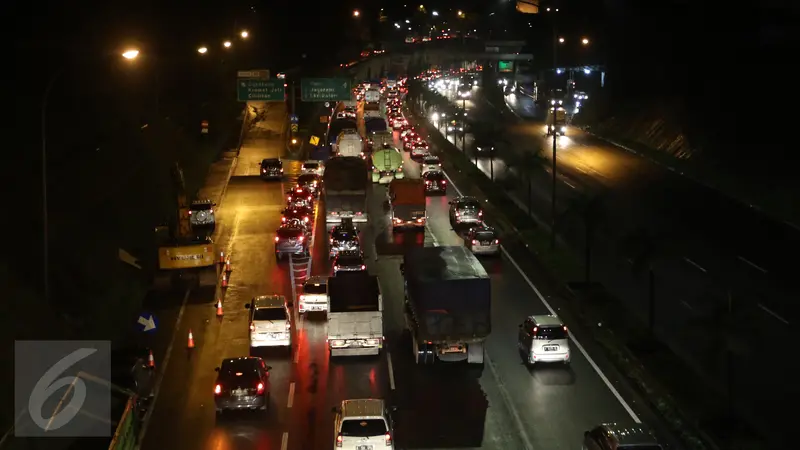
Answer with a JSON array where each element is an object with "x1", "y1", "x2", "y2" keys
[{"x1": 407, "y1": 103, "x2": 749, "y2": 450}]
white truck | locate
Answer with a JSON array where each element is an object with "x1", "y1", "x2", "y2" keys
[
  {"x1": 334, "y1": 130, "x2": 364, "y2": 158},
  {"x1": 327, "y1": 272, "x2": 383, "y2": 357},
  {"x1": 364, "y1": 88, "x2": 381, "y2": 108}
]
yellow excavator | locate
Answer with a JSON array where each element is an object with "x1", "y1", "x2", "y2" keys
[{"x1": 153, "y1": 162, "x2": 218, "y2": 290}]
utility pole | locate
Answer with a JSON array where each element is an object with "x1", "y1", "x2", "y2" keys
[
  {"x1": 461, "y1": 98, "x2": 467, "y2": 152},
  {"x1": 551, "y1": 102, "x2": 558, "y2": 250},
  {"x1": 290, "y1": 81, "x2": 297, "y2": 138}
]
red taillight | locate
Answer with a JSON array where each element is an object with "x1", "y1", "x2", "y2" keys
[
  {"x1": 334, "y1": 265, "x2": 340, "y2": 271},
  {"x1": 281, "y1": 216, "x2": 287, "y2": 222},
  {"x1": 385, "y1": 432, "x2": 393, "y2": 446},
  {"x1": 188, "y1": 211, "x2": 192, "y2": 215},
  {"x1": 563, "y1": 326, "x2": 568, "y2": 334},
  {"x1": 441, "y1": 180, "x2": 446, "y2": 184},
  {"x1": 214, "y1": 384, "x2": 222, "y2": 395},
  {"x1": 425, "y1": 180, "x2": 431, "y2": 184},
  {"x1": 298, "y1": 236, "x2": 305, "y2": 242},
  {"x1": 307, "y1": 196, "x2": 312, "y2": 201},
  {"x1": 494, "y1": 239, "x2": 500, "y2": 244},
  {"x1": 275, "y1": 236, "x2": 280, "y2": 242},
  {"x1": 360, "y1": 265, "x2": 366, "y2": 270},
  {"x1": 335, "y1": 434, "x2": 343, "y2": 447},
  {"x1": 478, "y1": 211, "x2": 483, "y2": 216},
  {"x1": 303, "y1": 217, "x2": 310, "y2": 223},
  {"x1": 532, "y1": 326, "x2": 538, "y2": 335},
  {"x1": 256, "y1": 382, "x2": 264, "y2": 394},
  {"x1": 249, "y1": 322, "x2": 255, "y2": 331},
  {"x1": 299, "y1": 294, "x2": 305, "y2": 302},
  {"x1": 471, "y1": 240, "x2": 478, "y2": 245},
  {"x1": 356, "y1": 212, "x2": 362, "y2": 215},
  {"x1": 287, "y1": 196, "x2": 292, "y2": 201}
]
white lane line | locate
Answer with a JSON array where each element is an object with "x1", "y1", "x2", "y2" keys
[
  {"x1": 386, "y1": 352, "x2": 396, "y2": 391},
  {"x1": 564, "y1": 180, "x2": 577, "y2": 190},
  {"x1": 758, "y1": 303, "x2": 790, "y2": 326},
  {"x1": 486, "y1": 353, "x2": 535, "y2": 450},
  {"x1": 442, "y1": 169, "x2": 643, "y2": 424},
  {"x1": 681, "y1": 300, "x2": 694, "y2": 311},
  {"x1": 424, "y1": 223, "x2": 440, "y2": 246},
  {"x1": 737, "y1": 256, "x2": 767, "y2": 274},
  {"x1": 683, "y1": 257, "x2": 707, "y2": 273},
  {"x1": 138, "y1": 289, "x2": 192, "y2": 441},
  {"x1": 287, "y1": 382, "x2": 296, "y2": 408},
  {"x1": 281, "y1": 431, "x2": 289, "y2": 450}
]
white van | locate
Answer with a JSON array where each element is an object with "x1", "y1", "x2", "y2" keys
[
  {"x1": 299, "y1": 276, "x2": 328, "y2": 315},
  {"x1": 517, "y1": 315, "x2": 570, "y2": 366},
  {"x1": 246, "y1": 295, "x2": 291, "y2": 350},
  {"x1": 332, "y1": 399, "x2": 395, "y2": 449}
]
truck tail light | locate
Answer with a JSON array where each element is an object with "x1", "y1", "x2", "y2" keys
[
  {"x1": 214, "y1": 384, "x2": 222, "y2": 395},
  {"x1": 286, "y1": 322, "x2": 291, "y2": 330},
  {"x1": 385, "y1": 432, "x2": 393, "y2": 446},
  {"x1": 361, "y1": 265, "x2": 366, "y2": 270},
  {"x1": 335, "y1": 434, "x2": 343, "y2": 447},
  {"x1": 256, "y1": 382, "x2": 264, "y2": 395},
  {"x1": 472, "y1": 240, "x2": 478, "y2": 245},
  {"x1": 298, "y1": 236, "x2": 305, "y2": 242},
  {"x1": 249, "y1": 322, "x2": 255, "y2": 331},
  {"x1": 494, "y1": 239, "x2": 500, "y2": 245},
  {"x1": 275, "y1": 236, "x2": 280, "y2": 242}
]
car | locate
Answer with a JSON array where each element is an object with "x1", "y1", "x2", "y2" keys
[
  {"x1": 301, "y1": 160, "x2": 324, "y2": 176},
  {"x1": 448, "y1": 196, "x2": 483, "y2": 224},
  {"x1": 286, "y1": 185, "x2": 315, "y2": 205},
  {"x1": 213, "y1": 357, "x2": 272, "y2": 414},
  {"x1": 582, "y1": 423, "x2": 663, "y2": 450},
  {"x1": 297, "y1": 173, "x2": 321, "y2": 197},
  {"x1": 189, "y1": 199, "x2": 216, "y2": 233},
  {"x1": 402, "y1": 136, "x2": 420, "y2": 151},
  {"x1": 474, "y1": 144, "x2": 496, "y2": 155},
  {"x1": 421, "y1": 163, "x2": 440, "y2": 175},
  {"x1": 332, "y1": 399, "x2": 396, "y2": 450},
  {"x1": 299, "y1": 276, "x2": 328, "y2": 315},
  {"x1": 329, "y1": 224, "x2": 360, "y2": 258},
  {"x1": 281, "y1": 205, "x2": 314, "y2": 225},
  {"x1": 280, "y1": 218, "x2": 310, "y2": 234},
  {"x1": 518, "y1": 315, "x2": 570, "y2": 366},
  {"x1": 421, "y1": 155, "x2": 441, "y2": 167},
  {"x1": 422, "y1": 170, "x2": 447, "y2": 195},
  {"x1": 274, "y1": 226, "x2": 310, "y2": 259},
  {"x1": 332, "y1": 250, "x2": 366, "y2": 274},
  {"x1": 465, "y1": 224, "x2": 500, "y2": 255},
  {"x1": 400, "y1": 128, "x2": 416, "y2": 141},
  {"x1": 260, "y1": 158, "x2": 283, "y2": 180},
  {"x1": 392, "y1": 117, "x2": 407, "y2": 130},
  {"x1": 446, "y1": 120, "x2": 465, "y2": 133},
  {"x1": 410, "y1": 142, "x2": 430, "y2": 159},
  {"x1": 246, "y1": 295, "x2": 292, "y2": 348}
]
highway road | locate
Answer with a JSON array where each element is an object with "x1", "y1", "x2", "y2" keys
[
  {"x1": 133, "y1": 88, "x2": 678, "y2": 450},
  {"x1": 419, "y1": 74, "x2": 796, "y2": 437}
]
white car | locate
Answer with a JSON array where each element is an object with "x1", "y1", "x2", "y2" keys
[
  {"x1": 410, "y1": 144, "x2": 430, "y2": 158},
  {"x1": 333, "y1": 399, "x2": 396, "y2": 449},
  {"x1": 518, "y1": 315, "x2": 570, "y2": 366},
  {"x1": 301, "y1": 160, "x2": 324, "y2": 176},
  {"x1": 422, "y1": 155, "x2": 441, "y2": 167},
  {"x1": 246, "y1": 295, "x2": 292, "y2": 349}
]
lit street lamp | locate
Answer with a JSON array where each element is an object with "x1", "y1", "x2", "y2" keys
[
  {"x1": 223, "y1": 40, "x2": 232, "y2": 48},
  {"x1": 558, "y1": 37, "x2": 565, "y2": 43},
  {"x1": 457, "y1": 10, "x2": 464, "y2": 18},
  {"x1": 432, "y1": 10, "x2": 439, "y2": 16},
  {"x1": 582, "y1": 37, "x2": 590, "y2": 45},
  {"x1": 122, "y1": 49, "x2": 139, "y2": 60},
  {"x1": 197, "y1": 46, "x2": 208, "y2": 54},
  {"x1": 240, "y1": 30, "x2": 249, "y2": 39},
  {"x1": 353, "y1": 9, "x2": 360, "y2": 17}
]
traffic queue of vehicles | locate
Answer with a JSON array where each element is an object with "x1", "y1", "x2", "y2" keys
[{"x1": 215, "y1": 76, "x2": 664, "y2": 449}]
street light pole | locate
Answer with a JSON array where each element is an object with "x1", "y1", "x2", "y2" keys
[
  {"x1": 551, "y1": 103, "x2": 558, "y2": 250},
  {"x1": 40, "y1": 69, "x2": 64, "y2": 305}
]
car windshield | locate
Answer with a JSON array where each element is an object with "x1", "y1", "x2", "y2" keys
[
  {"x1": 262, "y1": 160, "x2": 281, "y2": 168},
  {"x1": 253, "y1": 308, "x2": 286, "y2": 321},
  {"x1": 303, "y1": 282, "x2": 327, "y2": 295},
  {"x1": 536, "y1": 326, "x2": 568, "y2": 339},
  {"x1": 191, "y1": 203, "x2": 212, "y2": 211},
  {"x1": 298, "y1": 174, "x2": 318, "y2": 184},
  {"x1": 219, "y1": 359, "x2": 259, "y2": 379},
  {"x1": 277, "y1": 228, "x2": 303, "y2": 239},
  {"x1": 336, "y1": 255, "x2": 363, "y2": 266},
  {"x1": 474, "y1": 230, "x2": 496, "y2": 241},
  {"x1": 458, "y1": 200, "x2": 480, "y2": 209},
  {"x1": 423, "y1": 157, "x2": 439, "y2": 164},
  {"x1": 424, "y1": 172, "x2": 444, "y2": 182},
  {"x1": 303, "y1": 163, "x2": 319, "y2": 170},
  {"x1": 340, "y1": 419, "x2": 387, "y2": 437},
  {"x1": 332, "y1": 230, "x2": 356, "y2": 241}
]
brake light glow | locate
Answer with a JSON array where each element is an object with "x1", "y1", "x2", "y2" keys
[
  {"x1": 441, "y1": 180, "x2": 446, "y2": 184},
  {"x1": 361, "y1": 265, "x2": 366, "y2": 270},
  {"x1": 256, "y1": 382, "x2": 264, "y2": 394},
  {"x1": 281, "y1": 217, "x2": 287, "y2": 222},
  {"x1": 274, "y1": 236, "x2": 280, "y2": 242},
  {"x1": 335, "y1": 434, "x2": 343, "y2": 447},
  {"x1": 298, "y1": 236, "x2": 305, "y2": 242},
  {"x1": 472, "y1": 240, "x2": 478, "y2": 245},
  {"x1": 286, "y1": 322, "x2": 291, "y2": 330},
  {"x1": 425, "y1": 180, "x2": 431, "y2": 184},
  {"x1": 250, "y1": 322, "x2": 255, "y2": 331},
  {"x1": 385, "y1": 432, "x2": 393, "y2": 446},
  {"x1": 299, "y1": 294, "x2": 305, "y2": 302},
  {"x1": 334, "y1": 265, "x2": 340, "y2": 271},
  {"x1": 494, "y1": 239, "x2": 500, "y2": 244},
  {"x1": 188, "y1": 211, "x2": 192, "y2": 215},
  {"x1": 303, "y1": 217, "x2": 310, "y2": 223},
  {"x1": 214, "y1": 384, "x2": 222, "y2": 395},
  {"x1": 478, "y1": 211, "x2": 483, "y2": 216},
  {"x1": 356, "y1": 211, "x2": 362, "y2": 215}
]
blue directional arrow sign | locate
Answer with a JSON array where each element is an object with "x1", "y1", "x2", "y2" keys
[
  {"x1": 137, "y1": 313, "x2": 158, "y2": 333},
  {"x1": 290, "y1": 114, "x2": 299, "y2": 123}
]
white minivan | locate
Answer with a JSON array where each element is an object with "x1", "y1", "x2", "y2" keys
[
  {"x1": 332, "y1": 399, "x2": 395, "y2": 449},
  {"x1": 518, "y1": 315, "x2": 570, "y2": 366},
  {"x1": 246, "y1": 295, "x2": 291, "y2": 350}
]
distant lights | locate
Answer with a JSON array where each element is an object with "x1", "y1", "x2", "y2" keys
[
  {"x1": 197, "y1": 46, "x2": 208, "y2": 54},
  {"x1": 223, "y1": 41, "x2": 232, "y2": 48}
]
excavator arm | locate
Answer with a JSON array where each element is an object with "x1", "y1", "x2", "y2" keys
[{"x1": 170, "y1": 162, "x2": 192, "y2": 240}]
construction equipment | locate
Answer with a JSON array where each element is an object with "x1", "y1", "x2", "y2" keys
[{"x1": 153, "y1": 162, "x2": 219, "y2": 290}]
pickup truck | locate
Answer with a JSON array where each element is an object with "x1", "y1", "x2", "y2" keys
[{"x1": 327, "y1": 272, "x2": 384, "y2": 357}]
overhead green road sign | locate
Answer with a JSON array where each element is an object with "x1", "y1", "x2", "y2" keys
[
  {"x1": 237, "y1": 79, "x2": 284, "y2": 102},
  {"x1": 301, "y1": 78, "x2": 352, "y2": 102}
]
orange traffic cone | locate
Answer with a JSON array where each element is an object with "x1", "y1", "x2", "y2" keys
[
  {"x1": 216, "y1": 299, "x2": 224, "y2": 317},
  {"x1": 225, "y1": 256, "x2": 232, "y2": 272},
  {"x1": 219, "y1": 251, "x2": 225, "y2": 264},
  {"x1": 221, "y1": 272, "x2": 228, "y2": 287},
  {"x1": 187, "y1": 329, "x2": 195, "y2": 349},
  {"x1": 147, "y1": 349, "x2": 155, "y2": 369}
]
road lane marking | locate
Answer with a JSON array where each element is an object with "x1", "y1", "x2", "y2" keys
[
  {"x1": 737, "y1": 256, "x2": 767, "y2": 274},
  {"x1": 424, "y1": 223, "x2": 440, "y2": 246},
  {"x1": 281, "y1": 432, "x2": 289, "y2": 450},
  {"x1": 386, "y1": 352, "x2": 396, "y2": 390},
  {"x1": 486, "y1": 353, "x2": 534, "y2": 450},
  {"x1": 683, "y1": 257, "x2": 707, "y2": 273},
  {"x1": 138, "y1": 289, "x2": 192, "y2": 442},
  {"x1": 442, "y1": 169, "x2": 643, "y2": 424},
  {"x1": 758, "y1": 303, "x2": 789, "y2": 325},
  {"x1": 564, "y1": 180, "x2": 577, "y2": 189},
  {"x1": 287, "y1": 382, "x2": 295, "y2": 408}
]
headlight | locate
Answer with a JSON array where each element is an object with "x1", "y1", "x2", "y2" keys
[{"x1": 560, "y1": 126, "x2": 566, "y2": 132}]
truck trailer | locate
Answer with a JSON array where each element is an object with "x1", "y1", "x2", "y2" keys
[
  {"x1": 388, "y1": 178, "x2": 426, "y2": 231},
  {"x1": 323, "y1": 157, "x2": 369, "y2": 223},
  {"x1": 400, "y1": 246, "x2": 491, "y2": 365},
  {"x1": 327, "y1": 272, "x2": 384, "y2": 357}
]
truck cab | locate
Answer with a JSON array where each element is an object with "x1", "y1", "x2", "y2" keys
[{"x1": 388, "y1": 178, "x2": 426, "y2": 231}]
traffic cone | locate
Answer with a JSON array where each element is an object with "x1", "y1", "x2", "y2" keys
[
  {"x1": 187, "y1": 330, "x2": 195, "y2": 349},
  {"x1": 225, "y1": 255, "x2": 232, "y2": 272},
  {"x1": 216, "y1": 300, "x2": 224, "y2": 317},
  {"x1": 219, "y1": 251, "x2": 225, "y2": 264},
  {"x1": 221, "y1": 272, "x2": 228, "y2": 287},
  {"x1": 147, "y1": 349, "x2": 155, "y2": 369}
]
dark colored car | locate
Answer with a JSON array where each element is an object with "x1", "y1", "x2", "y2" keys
[
  {"x1": 214, "y1": 357, "x2": 272, "y2": 414},
  {"x1": 422, "y1": 170, "x2": 447, "y2": 195},
  {"x1": 297, "y1": 174, "x2": 321, "y2": 197},
  {"x1": 281, "y1": 205, "x2": 314, "y2": 225},
  {"x1": 286, "y1": 185, "x2": 315, "y2": 205},
  {"x1": 332, "y1": 250, "x2": 367, "y2": 274},
  {"x1": 260, "y1": 158, "x2": 283, "y2": 180}
]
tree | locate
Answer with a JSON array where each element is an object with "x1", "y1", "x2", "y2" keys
[
  {"x1": 619, "y1": 227, "x2": 677, "y2": 335},
  {"x1": 559, "y1": 193, "x2": 607, "y2": 283}
]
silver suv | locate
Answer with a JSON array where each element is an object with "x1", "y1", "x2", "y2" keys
[
  {"x1": 518, "y1": 315, "x2": 571, "y2": 366},
  {"x1": 448, "y1": 196, "x2": 483, "y2": 225},
  {"x1": 274, "y1": 226, "x2": 310, "y2": 260}
]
